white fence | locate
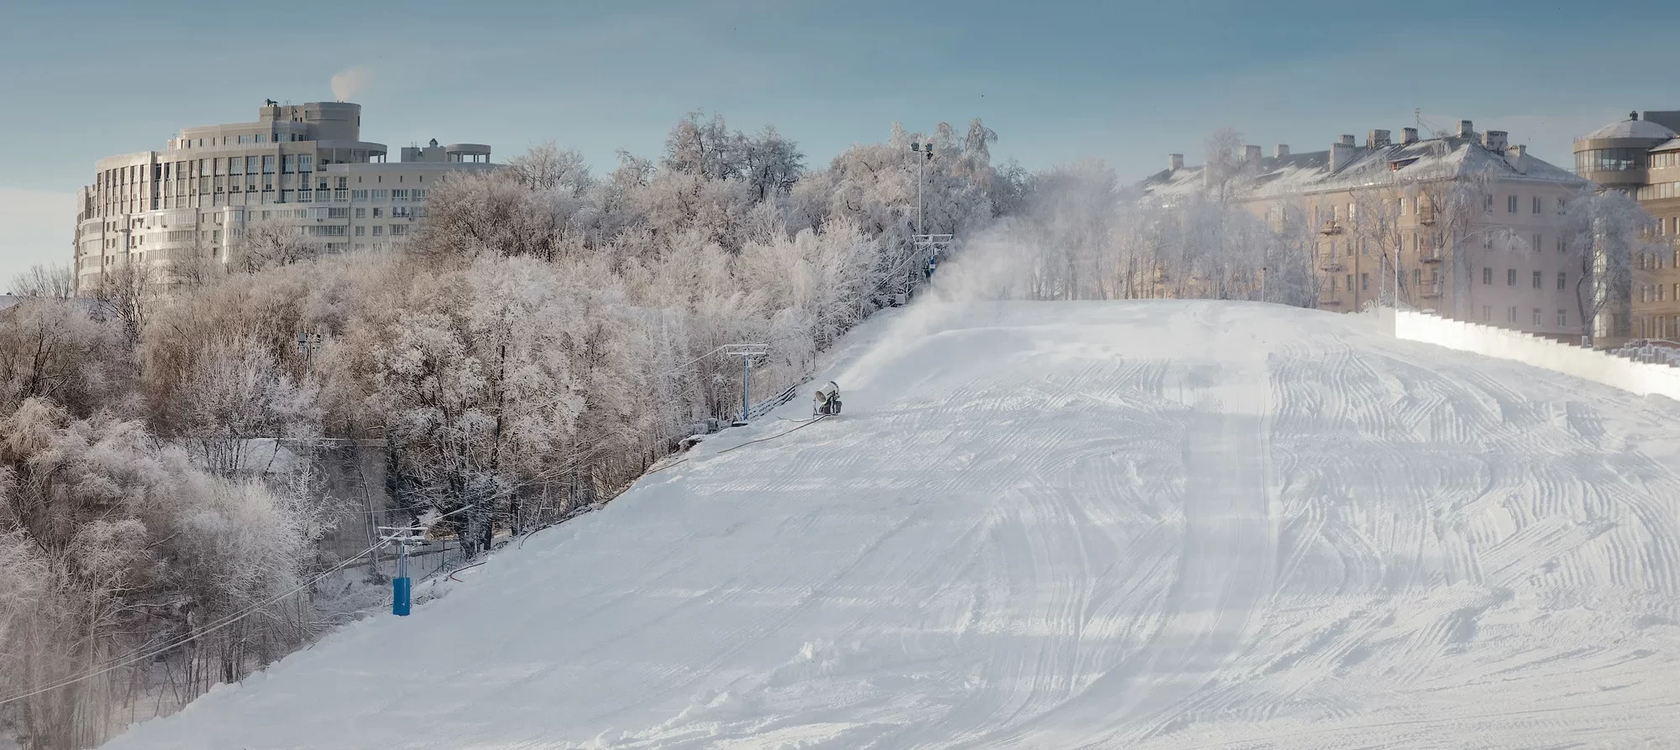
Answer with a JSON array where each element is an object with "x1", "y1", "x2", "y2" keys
[{"x1": 1388, "y1": 309, "x2": 1680, "y2": 400}]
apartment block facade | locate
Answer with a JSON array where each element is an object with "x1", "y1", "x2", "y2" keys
[
  {"x1": 73, "y1": 101, "x2": 494, "y2": 295},
  {"x1": 1574, "y1": 111, "x2": 1680, "y2": 342},
  {"x1": 1142, "y1": 120, "x2": 1590, "y2": 339}
]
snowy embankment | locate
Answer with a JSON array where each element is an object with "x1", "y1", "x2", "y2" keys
[{"x1": 104, "y1": 301, "x2": 1680, "y2": 749}]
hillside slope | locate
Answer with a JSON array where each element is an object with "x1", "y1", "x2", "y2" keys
[{"x1": 106, "y1": 301, "x2": 1680, "y2": 748}]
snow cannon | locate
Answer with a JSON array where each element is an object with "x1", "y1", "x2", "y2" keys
[{"x1": 813, "y1": 381, "x2": 842, "y2": 416}]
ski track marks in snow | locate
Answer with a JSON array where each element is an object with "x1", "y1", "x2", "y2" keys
[{"x1": 103, "y1": 301, "x2": 1680, "y2": 750}]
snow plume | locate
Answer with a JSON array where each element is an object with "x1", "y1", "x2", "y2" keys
[
  {"x1": 837, "y1": 223, "x2": 1035, "y2": 390},
  {"x1": 330, "y1": 66, "x2": 372, "y2": 102}
]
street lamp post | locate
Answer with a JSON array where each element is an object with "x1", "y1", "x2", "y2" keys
[{"x1": 911, "y1": 141, "x2": 931, "y2": 236}]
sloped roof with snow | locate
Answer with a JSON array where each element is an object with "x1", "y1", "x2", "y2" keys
[
  {"x1": 1650, "y1": 137, "x2": 1680, "y2": 154},
  {"x1": 1580, "y1": 118, "x2": 1676, "y2": 142},
  {"x1": 1140, "y1": 134, "x2": 1587, "y2": 202}
]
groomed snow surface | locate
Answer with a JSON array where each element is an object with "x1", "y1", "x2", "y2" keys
[{"x1": 106, "y1": 301, "x2": 1680, "y2": 749}]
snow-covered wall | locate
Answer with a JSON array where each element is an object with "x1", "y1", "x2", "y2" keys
[{"x1": 1391, "y1": 310, "x2": 1680, "y2": 400}]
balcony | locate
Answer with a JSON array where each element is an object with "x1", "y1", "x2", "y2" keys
[
  {"x1": 1420, "y1": 283, "x2": 1442, "y2": 298},
  {"x1": 1319, "y1": 220, "x2": 1345, "y2": 235},
  {"x1": 1318, "y1": 295, "x2": 1344, "y2": 307},
  {"x1": 1417, "y1": 202, "x2": 1436, "y2": 226},
  {"x1": 1319, "y1": 260, "x2": 1345, "y2": 272},
  {"x1": 1419, "y1": 252, "x2": 1443, "y2": 264}
]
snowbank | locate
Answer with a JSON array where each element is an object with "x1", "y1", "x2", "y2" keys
[{"x1": 1391, "y1": 309, "x2": 1680, "y2": 401}]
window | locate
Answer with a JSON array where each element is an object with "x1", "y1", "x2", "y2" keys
[
  {"x1": 1485, "y1": 195, "x2": 1494, "y2": 212},
  {"x1": 1558, "y1": 272, "x2": 1567, "y2": 290},
  {"x1": 1533, "y1": 234, "x2": 1542, "y2": 253},
  {"x1": 1558, "y1": 237, "x2": 1566, "y2": 253},
  {"x1": 355, "y1": 226, "x2": 365, "y2": 237},
  {"x1": 1399, "y1": 197, "x2": 1409, "y2": 215},
  {"x1": 1483, "y1": 267, "x2": 1493, "y2": 285},
  {"x1": 390, "y1": 224, "x2": 408, "y2": 237},
  {"x1": 1483, "y1": 305, "x2": 1492, "y2": 321},
  {"x1": 372, "y1": 207, "x2": 383, "y2": 218},
  {"x1": 372, "y1": 225, "x2": 383, "y2": 236},
  {"x1": 1557, "y1": 197, "x2": 1566, "y2": 215},
  {"x1": 1662, "y1": 285, "x2": 1668, "y2": 302},
  {"x1": 1361, "y1": 273, "x2": 1369, "y2": 291},
  {"x1": 1507, "y1": 306, "x2": 1518, "y2": 323},
  {"x1": 1413, "y1": 269, "x2": 1422, "y2": 286},
  {"x1": 392, "y1": 189, "x2": 409, "y2": 201},
  {"x1": 1346, "y1": 274, "x2": 1353, "y2": 292},
  {"x1": 1532, "y1": 271, "x2": 1542, "y2": 289},
  {"x1": 299, "y1": 155, "x2": 313, "y2": 172},
  {"x1": 1329, "y1": 276, "x2": 1337, "y2": 292},
  {"x1": 355, "y1": 208, "x2": 366, "y2": 219},
  {"x1": 1532, "y1": 196, "x2": 1542, "y2": 214},
  {"x1": 1507, "y1": 269, "x2": 1517, "y2": 286},
  {"x1": 1532, "y1": 308, "x2": 1542, "y2": 325},
  {"x1": 1508, "y1": 195, "x2": 1518, "y2": 213}
]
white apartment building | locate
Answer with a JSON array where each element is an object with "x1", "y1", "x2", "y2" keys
[
  {"x1": 73, "y1": 101, "x2": 494, "y2": 294},
  {"x1": 1142, "y1": 120, "x2": 1591, "y2": 339}
]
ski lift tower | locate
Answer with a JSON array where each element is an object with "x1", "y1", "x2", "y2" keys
[
  {"x1": 377, "y1": 523, "x2": 429, "y2": 616},
  {"x1": 723, "y1": 343, "x2": 767, "y2": 426}
]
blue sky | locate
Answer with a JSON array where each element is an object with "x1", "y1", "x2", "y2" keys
[{"x1": 3, "y1": 0, "x2": 1675, "y2": 285}]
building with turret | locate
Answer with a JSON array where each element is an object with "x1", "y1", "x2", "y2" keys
[
  {"x1": 1574, "y1": 111, "x2": 1680, "y2": 341},
  {"x1": 72, "y1": 101, "x2": 494, "y2": 295}
]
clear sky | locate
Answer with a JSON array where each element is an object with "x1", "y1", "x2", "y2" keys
[{"x1": 3, "y1": 0, "x2": 1675, "y2": 287}]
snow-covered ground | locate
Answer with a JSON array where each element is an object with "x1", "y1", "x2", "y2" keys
[{"x1": 104, "y1": 301, "x2": 1680, "y2": 749}]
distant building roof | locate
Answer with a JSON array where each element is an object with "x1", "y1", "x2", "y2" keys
[
  {"x1": 1580, "y1": 118, "x2": 1676, "y2": 142},
  {"x1": 1140, "y1": 133, "x2": 1585, "y2": 202}
]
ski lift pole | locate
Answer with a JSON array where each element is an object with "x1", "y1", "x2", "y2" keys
[
  {"x1": 741, "y1": 355, "x2": 751, "y2": 423},
  {"x1": 392, "y1": 539, "x2": 411, "y2": 616}
]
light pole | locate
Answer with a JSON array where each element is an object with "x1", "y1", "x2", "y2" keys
[
  {"x1": 911, "y1": 141, "x2": 932, "y2": 236},
  {"x1": 906, "y1": 142, "x2": 949, "y2": 302}
]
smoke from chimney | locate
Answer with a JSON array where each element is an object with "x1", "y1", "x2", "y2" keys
[{"x1": 330, "y1": 66, "x2": 373, "y2": 102}]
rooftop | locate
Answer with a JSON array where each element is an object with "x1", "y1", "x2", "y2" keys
[
  {"x1": 1577, "y1": 116, "x2": 1676, "y2": 143},
  {"x1": 1141, "y1": 128, "x2": 1585, "y2": 202}
]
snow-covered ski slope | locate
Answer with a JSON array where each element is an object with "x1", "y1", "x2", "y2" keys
[{"x1": 107, "y1": 301, "x2": 1680, "y2": 749}]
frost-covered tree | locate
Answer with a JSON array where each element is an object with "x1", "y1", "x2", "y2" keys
[
  {"x1": 1562, "y1": 187, "x2": 1654, "y2": 345},
  {"x1": 7, "y1": 264, "x2": 75, "y2": 299}
]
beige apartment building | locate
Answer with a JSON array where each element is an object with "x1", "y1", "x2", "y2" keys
[
  {"x1": 73, "y1": 101, "x2": 494, "y2": 295},
  {"x1": 1574, "y1": 111, "x2": 1680, "y2": 342},
  {"x1": 1143, "y1": 120, "x2": 1591, "y2": 339}
]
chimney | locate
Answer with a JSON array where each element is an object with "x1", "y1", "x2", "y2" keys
[
  {"x1": 1505, "y1": 143, "x2": 1527, "y2": 171},
  {"x1": 1368, "y1": 129, "x2": 1392, "y2": 148},
  {"x1": 1402, "y1": 127, "x2": 1419, "y2": 145},
  {"x1": 1483, "y1": 130, "x2": 1508, "y2": 151},
  {"x1": 1169, "y1": 153, "x2": 1184, "y2": 172},
  {"x1": 1244, "y1": 144, "x2": 1263, "y2": 165},
  {"x1": 1276, "y1": 144, "x2": 1290, "y2": 159},
  {"x1": 1330, "y1": 139, "x2": 1357, "y2": 172},
  {"x1": 1457, "y1": 119, "x2": 1475, "y2": 138}
]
